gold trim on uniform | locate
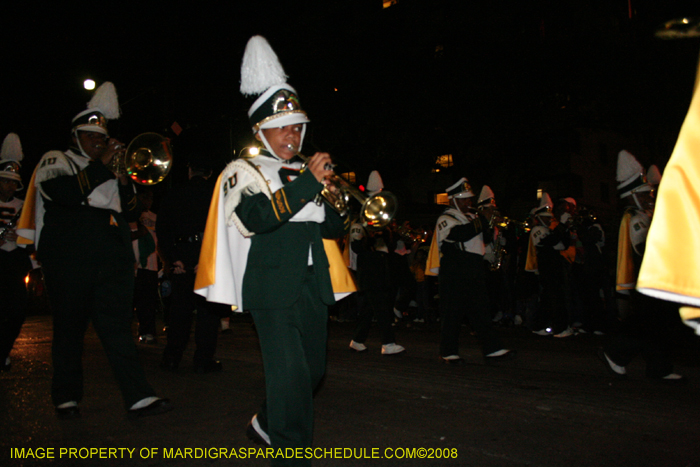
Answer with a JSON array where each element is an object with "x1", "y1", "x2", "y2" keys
[{"x1": 76, "y1": 171, "x2": 86, "y2": 194}]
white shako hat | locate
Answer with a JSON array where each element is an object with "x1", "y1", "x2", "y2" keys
[
  {"x1": 646, "y1": 164, "x2": 662, "y2": 186},
  {"x1": 477, "y1": 185, "x2": 496, "y2": 208},
  {"x1": 367, "y1": 170, "x2": 384, "y2": 196},
  {"x1": 71, "y1": 81, "x2": 120, "y2": 136},
  {"x1": 0, "y1": 133, "x2": 24, "y2": 190},
  {"x1": 534, "y1": 192, "x2": 554, "y2": 217},
  {"x1": 240, "y1": 35, "x2": 310, "y2": 157},
  {"x1": 446, "y1": 177, "x2": 474, "y2": 199},
  {"x1": 617, "y1": 150, "x2": 651, "y2": 198}
]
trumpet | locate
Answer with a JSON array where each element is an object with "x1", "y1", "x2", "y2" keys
[
  {"x1": 108, "y1": 133, "x2": 173, "y2": 185},
  {"x1": 0, "y1": 208, "x2": 22, "y2": 242},
  {"x1": 288, "y1": 145, "x2": 398, "y2": 230},
  {"x1": 498, "y1": 217, "x2": 531, "y2": 232}
]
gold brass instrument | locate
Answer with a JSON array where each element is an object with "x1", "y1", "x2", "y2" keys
[
  {"x1": 0, "y1": 208, "x2": 22, "y2": 242},
  {"x1": 289, "y1": 145, "x2": 398, "y2": 229},
  {"x1": 110, "y1": 133, "x2": 173, "y2": 185},
  {"x1": 484, "y1": 211, "x2": 530, "y2": 271},
  {"x1": 497, "y1": 217, "x2": 530, "y2": 232}
]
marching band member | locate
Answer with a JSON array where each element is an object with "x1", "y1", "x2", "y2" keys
[
  {"x1": 18, "y1": 82, "x2": 172, "y2": 419},
  {"x1": 526, "y1": 193, "x2": 573, "y2": 337},
  {"x1": 431, "y1": 178, "x2": 513, "y2": 365},
  {"x1": 194, "y1": 36, "x2": 352, "y2": 463},
  {"x1": 0, "y1": 133, "x2": 32, "y2": 372},
  {"x1": 599, "y1": 150, "x2": 685, "y2": 384}
]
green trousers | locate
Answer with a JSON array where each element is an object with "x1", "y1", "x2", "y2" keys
[{"x1": 250, "y1": 267, "x2": 328, "y2": 467}]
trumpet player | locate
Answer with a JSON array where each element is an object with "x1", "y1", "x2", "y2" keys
[
  {"x1": 20, "y1": 82, "x2": 172, "y2": 420},
  {"x1": 477, "y1": 185, "x2": 508, "y2": 323},
  {"x1": 194, "y1": 36, "x2": 350, "y2": 461},
  {"x1": 435, "y1": 178, "x2": 514, "y2": 365}
]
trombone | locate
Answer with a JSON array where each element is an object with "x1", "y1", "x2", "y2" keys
[
  {"x1": 109, "y1": 133, "x2": 173, "y2": 185},
  {"x1": 288, "y1": 145, "x2": 398, "y2": 230}
]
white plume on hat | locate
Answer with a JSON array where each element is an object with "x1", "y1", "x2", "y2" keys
[
  {"x1": 0, "y1": 133, "x2": 24, "y2": 190},
  {"x1": 535, "y1": 192, "x2": 553, "y2": 216},
  {"x1": 367, "y1": 170, "x2": 384, "y2": 195},
  {"x1": 240, "y1": 36, "x2": 288, "y2": 97},
  {"x1": 617, "y1": 150, "x2": 651, "y2": 198},
  {"x1": 87, "y1": 82, "x2": 120, "y2": 119},
  {"x1": 0, "y1": 133, "x2": 23, "y2": 164},
  {"x1": 647, "y1": 164, "x2": 662, "y2": 185},
  {"x1": 617, "y1": 150, "x2": 643, "y2": 184},
  {"x1": 478, "y1": 185, "x2": 496, "y2": 206}
]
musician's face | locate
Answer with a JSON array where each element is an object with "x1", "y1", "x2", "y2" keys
[
  {"x1": 257, "y1": 124, "x2": 303, "y2": 160},
  {"x1": 0, "y1": 178, "x2": 19, "y2": 202},
  {"x1": 453, "y1": 196, "x2": 473, "y2": 213},
  {"x1": 74, "y1": 130, "x2": 108, "y2": 160},
  {"x1": 634, "y1": 190, "x2": 655, "y2": 212}
]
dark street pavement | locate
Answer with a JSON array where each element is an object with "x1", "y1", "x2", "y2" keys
[{"x1": 2, "y1": 312, "x2": 700, "y2": 467}]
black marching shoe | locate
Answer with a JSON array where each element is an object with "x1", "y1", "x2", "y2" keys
[
  {"x1": 648, "y1": 373, "x2": 689, "y2": 386},
  {"x1": 159, "y1": 356, "x2": 179, "y2": 372},
  {"x1": 194, "y1": 359, "x2": 223, "y2": 374},
  {"x1": 55, "y1": 404, "x2": 81, "y2": 420},
  {"x1": 441, "y1": 355, "x2": 465, "y2": 365},
  {"x1": 485, "y1": 349, "x2": 516, "y2": 362},
  {"x1": 127, "y1": 398, "x2": 173, "y2": 420},
  {"x1": 246, "y1": 414, "x2": 271, "y2": 447}
]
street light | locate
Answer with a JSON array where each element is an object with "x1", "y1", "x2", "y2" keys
[{"x1": 83, "y1": 79, "x2": 96, "y2": 91}]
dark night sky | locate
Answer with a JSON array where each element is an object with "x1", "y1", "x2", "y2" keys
[{"x1": 2, "y1": 0, "x2": 700, "y2": 211}]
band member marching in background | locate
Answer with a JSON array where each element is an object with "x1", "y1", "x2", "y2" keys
[
  {"x1": 17, "y1": 82, "x2": 172, "y2": 419},
  {"x1": 525, "y1": 193, "x2": 573, "y2": 337},
  {"x1": 0, "y1": 133, "x2": 33, "y2": 372},
  {"x1": 598, "y1": 150, "x2": 685, "y2": 384},
  {"x1": 427, "y1": 178, "x2": 514, "y2": 365},
  {"x1": 194, "y1": 36, "x2": 353, "y2": 465},
  {"x1": 477, "y1": 185, "x2": 508, "y2": 323}
]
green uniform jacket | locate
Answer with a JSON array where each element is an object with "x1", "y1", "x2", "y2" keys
[{"x1": 235, "y1": 157, "x2": 349, "y2": 310}]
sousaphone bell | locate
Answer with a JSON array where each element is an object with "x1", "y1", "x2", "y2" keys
[{"x1": 111, "y1": 132, "x2": 173, "y2": 185}]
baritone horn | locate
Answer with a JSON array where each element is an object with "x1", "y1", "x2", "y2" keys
[
  {"x1": 288, "y1": 145, "x2": 398, "y2": 229},
  {"x1": 110, "y1": 132, "x2": 173, "y2": 185}
]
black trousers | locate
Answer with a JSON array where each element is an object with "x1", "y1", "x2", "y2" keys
[
  {"x1": 42, "y1": 247, "x2": 156, "y2": 408},
  {"x1": 134, "y1": 268, "x2": 159, "y2": 336},
  {"x1": 352, "y1": 289, "x2": 396, "y2": 345},
  {"x1": 0, "y1": 249, "x2": 31, "y2": 363},
  {"x1": 604, "y1": 291, "x2": 679, "y2": 378},
  {"x1": 439, "y1": 265, "x2": 504, "y2": 357},
  {"x1": 162, "y1": 271, "x2": 219, "y2": 364},
  {"x1": 536, "y1": 261, "x2": 570, "y2": 334}
]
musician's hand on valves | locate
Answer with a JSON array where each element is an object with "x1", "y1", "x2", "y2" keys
[
  {"x1": 559, "y1": 212, "x2": 573, "y2": 227},
  {"x1": 171, "y1": 260, "x2": 186, "y2": 275},
  {"x1": 3, "y1": 228, "x2": 17, "y2": 243},
  {"x1": 100, "y1": 138, "x2": 124, "y2": 165},
  {"x1": 307, "y1": 152, "x2": 335, "y2": 185}
]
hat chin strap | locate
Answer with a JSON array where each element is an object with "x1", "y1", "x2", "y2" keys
[
  {"x1": 72, "y1": 129, "x2": 91, "y2": 159},
  {"x1": 257, "y1": 124, "x2": 307, "y2": 160}
]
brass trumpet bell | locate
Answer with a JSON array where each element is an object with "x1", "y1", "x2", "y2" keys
[
  {"x1": 360, "y1": 191, "x2": 398, "y2": 230},
  {"x1": 114, "y1": 133, "x2": 173, "y2": 185},
  {"x1": 315, "y1": 170, "x2": 398, "y2": 230}
]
